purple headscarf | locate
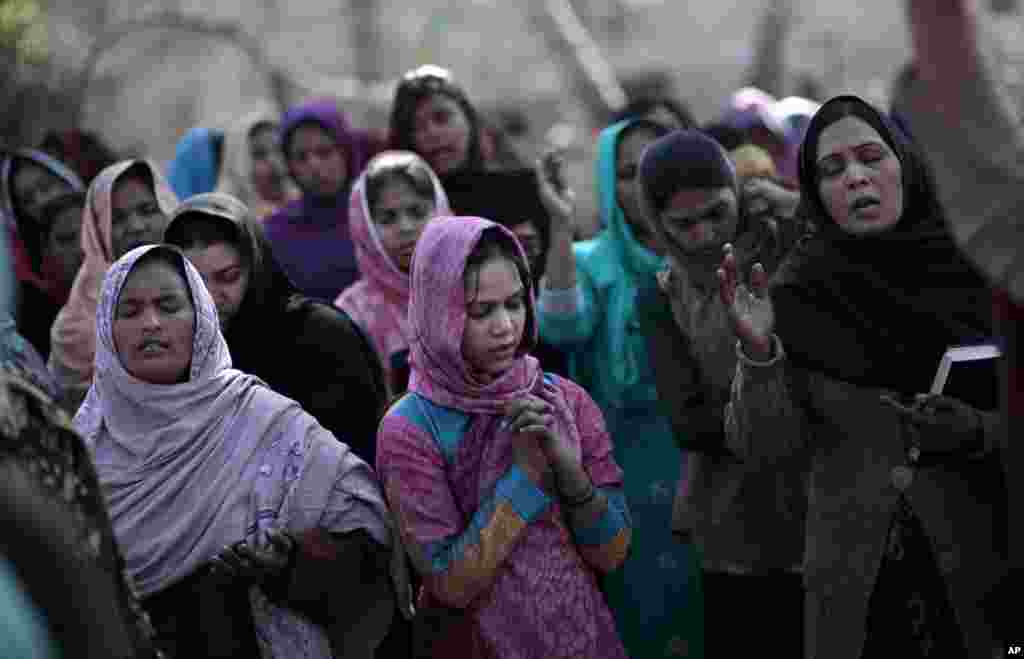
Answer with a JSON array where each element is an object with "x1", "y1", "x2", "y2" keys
[
  {"x1": 74, "y1": 244, "x2": 392, "y2": 655},
  {"x1": 264, "y1": 99, "x2": 370, "y2": 300}
]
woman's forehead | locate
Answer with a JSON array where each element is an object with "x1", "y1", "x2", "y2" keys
[{"x1": 816, "y1": 116, "x2": 886, "y2": 158}]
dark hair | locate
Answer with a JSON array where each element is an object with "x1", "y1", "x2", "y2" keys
[
  {"x1": 364, "y1": 153, "x2": 436, "y2": 213},
  {"x1": 615, "y1": 118, "x2": 671, "y2": 163},
  {"x1": 37, "y1": 190, "x2": 86, "y2": 243},
  {"x1": 701, "y1": 122, "x2": 746, "y2": 151},
  {"x1": 388, "y1": 65, "x2": 484, "y2": 174},
  {"x1": 463, "y1": 226, "x2": 535, "y2": 346},
  {"x1": 37, "y1": 130, "x2": 119, "y2": 184},
  {"x1": 613, "y1": 96, "x2": 696, "y2": 130}
]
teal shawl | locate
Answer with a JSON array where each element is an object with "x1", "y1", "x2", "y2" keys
[{"x1": 541, "y1": 119, "x2": 666, "y2": 417}]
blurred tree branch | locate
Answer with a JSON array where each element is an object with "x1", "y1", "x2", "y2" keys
[{"x1": 745, "y1": 0, "x2": 795, "y2": 97}]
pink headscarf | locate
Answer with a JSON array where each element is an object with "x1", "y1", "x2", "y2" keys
[
  {"x1": 49, "y1": 160, "x2": 178, "y2": 392},
  {"x1": 407, "y1": 215, "x2": 542, "y2": 415},
  {"x1": 349, "y1": 151, "x2": 450, "y2": 305},
  {"x1": 336, "y1": 152, "x2": 449, "y2": 380}
]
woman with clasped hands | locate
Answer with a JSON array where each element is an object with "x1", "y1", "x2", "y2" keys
[{"x1": 718, "y1": 95, "x2": 1008, "y2": 659}]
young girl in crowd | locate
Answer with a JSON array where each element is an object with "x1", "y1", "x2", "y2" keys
[
  {"x1": 215, "y1": 111, "x2": 299, "y2": 220},
  {"x1": 49, "y1": 160, "x2": 177, "y2": 411},
  {"x1": 0, "y1": 150, "x2": 84, "y2": 357},
  {"x1": 377, "y1": 216, "x2": 630, "y2": 658},
  {"x1": 164, "y1": 192, "x2": 388, "y2": 465},
  {"x1": 537, "y1": 117, "x2": 703, "y2": 658},
  {"x1": 336, "y1": 151, "x2": 450, "y2": 396},
  {"x1": 264, "y1": 99, "x2": 374, "y2": 301},
  {"x1": 75, "y1": 244, "x2": 401, "y2": 658},
  {"x1": 722, "y1": 95, "x2": 1007, "y2": 658}
]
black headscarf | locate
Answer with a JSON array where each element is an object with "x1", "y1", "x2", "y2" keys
[
  {"x1": 165, "y1": 193, "x2": 388, "y2": 461},
  {"x1": 440, "y1": 169, "x2": 551, "y2": 281},
  {"x1": 773, "y1": 95, "x2": 993, "y2": 394}
]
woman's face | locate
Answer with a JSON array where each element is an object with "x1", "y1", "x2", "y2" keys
[
  {"x1": 12, "y1": 161, "x2": 72, "y2": 225},
  {"x1": 508, "y1": 221, "x2": 543, "y2": 281},
  {"x1": 181, "y1": 241, "x2": 250, "y2": 332},
  {"x1": 370, "y1": 177, "x2": 436, "y2": 272},
  {"x1": 110, "y1": 176, "x2": 168, "y2": 258},
  {"x1": 412, "y1": 94, "x2": 473, "y2": 176},
  {"x1": 287, "y1": 122, "x2": 348, "y2": 198},
  {"x1": 616, "y1": 127, "x2": 661, "y2": 249},
  {"x1": 815, "y1": 116, "x2": 904, "y2": 235},
  {"x1": 461, "y1": 256, "x2": 527, "y2": 380},
  {"x1": 44, "y1": 202, "x2": 85, "y2": 288},
  {"x1": 249, "y1": 123, "x2": 289, "y2": 203},
  {"x1": 658, "y1": 186, "x2": 739, "y2": 260},
  {"x1": 113, "y1": 258, "x2": 196, "y2": 385}
]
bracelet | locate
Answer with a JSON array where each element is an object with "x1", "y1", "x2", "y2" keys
[{"x1": 563, "y1": 482, "x2": 597, "y2": 508}]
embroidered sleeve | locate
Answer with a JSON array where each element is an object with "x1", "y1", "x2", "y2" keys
[
  {"x1": 377, "y1": 415, "x2": 552, "y2": 609},
  {"x1": 724, "y1": 335, "x2": 809, "y2": 463},
  {"x1": 562, "y1": 380, "x2": 631, "y2": 573}
]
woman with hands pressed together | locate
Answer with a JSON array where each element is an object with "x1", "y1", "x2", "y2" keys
[
  {"x1": 720, "y1": 95, "x2": 1007, "y2": 658},
  {"x1": 376, "y1": 216, "x2": 630, "y2": 658},
  {"x1": 74, "y1": 244, "x2": 403, "y2": 658}
]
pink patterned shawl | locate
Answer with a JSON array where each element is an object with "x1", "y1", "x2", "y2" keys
[{"x1": 335, "y1": 151, "x2": 449, "y2": 386}]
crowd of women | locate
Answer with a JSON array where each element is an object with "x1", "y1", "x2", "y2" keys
[{"x1": 0, "y1": 1, "x2": 1018, "y2": 657}]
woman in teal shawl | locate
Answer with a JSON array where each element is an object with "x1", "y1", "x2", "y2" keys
[{"x1": 537, "y1": 118, "x2": 703, "y2": 658}]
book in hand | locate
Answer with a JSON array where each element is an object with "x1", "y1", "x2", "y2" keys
[{"x1": 930, "y1": 343, "x2": 1001, "y2": 411}]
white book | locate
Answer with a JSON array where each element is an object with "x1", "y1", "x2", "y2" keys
[{"x1": 930, "y1": 344, "x2": 1002, "y2": 396}]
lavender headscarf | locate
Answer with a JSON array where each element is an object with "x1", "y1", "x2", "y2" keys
[{"x1": 74, "y1": 244, "x2": 391, "y2": 657}]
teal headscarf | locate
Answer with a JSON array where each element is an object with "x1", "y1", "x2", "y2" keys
[
  {"x1": 539, "y1": 118, "x2": 669, "y2": 414},
  {"x1": 596, "y1": 118, "x2": 667, "y2": 280}
]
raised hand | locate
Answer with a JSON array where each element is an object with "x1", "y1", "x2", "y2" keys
[
  {"x1": 717, "y1": 243, "x2": 775, "y2": 360},
  {"x1": 534, "y1": 150, "x2": 576, "y2": 235}
]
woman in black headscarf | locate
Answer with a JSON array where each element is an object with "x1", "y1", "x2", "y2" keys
[
  {"x1": 720, "y1": 95, "x2": 1008, "y2": 658},
  {"x1": 164, "y1": 193, "x2": 388, "y2": 464}
]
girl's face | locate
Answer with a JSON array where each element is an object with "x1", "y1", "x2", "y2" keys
[
  {"x1": 815, "y1": 116, "x2": 904, "y2": 236},
  {"x1": 370, "y1": 177, "x2": 436, "y2": 273},
  {"x1": 412, "y1": 94, "x2": 473, "y2": 176},
  {"x1": 461, "y1": 256, "x2": 526, "y2": 381},
  {"x1": 113, "y1": 259, "x2": 196, "y2": 385},
  {"x1": 249, "y1": 123, "x2": 289, "y2": 203},
  {"x1": 110, "y1": 176, "x2": 168, "y2": 258},
  {"x1": 181, "y1": 241, "x2": 250, "y2": 332},
  {"x1": 12, "y1": 161, "x2": 72, "y2": 225},
  {"x1": 44, "y1": 202, "x2": 85, "y2": 288},
  {"x1": 287, "y1": 122, "x2": 348, "y2": 198},
  {"x1": 615, "y1": 127, "x2": 661, "y2": 250}
]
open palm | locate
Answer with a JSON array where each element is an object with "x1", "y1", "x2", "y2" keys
[{"x1": 718, "y1": 244, "x2": 775, "y2": 358}]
